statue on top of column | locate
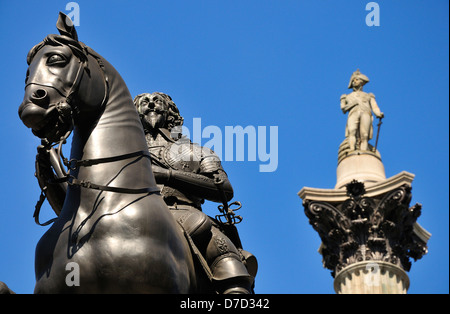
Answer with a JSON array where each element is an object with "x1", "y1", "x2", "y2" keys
[{"x1": 340, "y1": 69, "x2": 384, "y2": 152}]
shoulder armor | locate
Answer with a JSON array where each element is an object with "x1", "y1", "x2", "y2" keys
[{"x1": 162, "y1": 140, "x2": 223, "y2": 174}]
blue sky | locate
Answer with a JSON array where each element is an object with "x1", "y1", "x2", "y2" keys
[{"x1": 0, "y1": 0, "x2": 448, "y2": 294}]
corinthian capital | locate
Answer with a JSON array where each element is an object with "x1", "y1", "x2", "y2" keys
[{"x1": 303, "y1": 180, "x2": 429, "y2": 277}]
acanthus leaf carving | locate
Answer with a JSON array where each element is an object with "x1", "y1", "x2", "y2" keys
[{"x1": 303, "y1": 182, "x2": 428, "y2": 277}]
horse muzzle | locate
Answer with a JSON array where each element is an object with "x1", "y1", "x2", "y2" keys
[
  {"x1": 19, "y1": 85, "x2": 73, "y2": 142},
  {"x1": 19, "y1": 83, "x2": 67, "y2": 128},
  {"x1": 19, "y1": 100, "x2": 73, "y2": 143},
  {"x1": 19, "y1": 100, "x2": 57, "y2": 131}
]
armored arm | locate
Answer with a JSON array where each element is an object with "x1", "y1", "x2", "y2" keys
[{"x1": 152, "y1": 154, "x2": 233, "y2": 203}]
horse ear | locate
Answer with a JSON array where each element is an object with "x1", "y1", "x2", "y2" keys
[{"x1": 56, "y1": 12, "x2": 78, "y2": 41}]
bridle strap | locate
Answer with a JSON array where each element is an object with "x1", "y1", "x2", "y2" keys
[
  {"x1": 65, "y1": 150, "x2": 152, "y2": 170},
  {"x1": 35, "y1": 149, "x2": 160, "y2": 226},
  {"x1": 66, "y1": 177, "x2": 160, "y2": 194},
  {"x1": 31, "y1": 45, "x2": 123, "y2": 226},
  {"x1": 33, "y1": 188, "x2": 58, "y2": 226},
  {"x1": 65, "y1": 57, "x2": 86, "y2": 113},
  {"x1": 59, "y1": 150, "x2": 160, "y2": 194}
]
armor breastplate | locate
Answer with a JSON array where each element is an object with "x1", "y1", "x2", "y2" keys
[
  {"x1": 146, "y1": 133, "x2": 205, "y2": 208},
  {"x1": 162, "y1": 138, "x2": 202, "y2": 173}
]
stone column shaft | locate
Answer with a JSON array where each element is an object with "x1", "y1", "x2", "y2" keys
[{"x1": 334, "y1": 261, "x2": 409, "y2": 294}]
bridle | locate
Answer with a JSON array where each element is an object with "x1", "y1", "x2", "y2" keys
[{"x1": 33, "y1": 44, "x2": 159, "y2": 226}]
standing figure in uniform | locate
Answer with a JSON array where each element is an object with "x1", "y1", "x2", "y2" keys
[
  {"x1": 134, "y1": 92, "x2": 256, "y2": 294},
  {"x1": 340, "y1": 69, "x2": 384, "y2": 151}
]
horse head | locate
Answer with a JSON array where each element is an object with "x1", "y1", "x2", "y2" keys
[
  {"x1": 18, "y1": 13, "x2": 199, "y2": 294},
  {"x1": 19, "y1": 12, "x2": 108, "y2": 144}
]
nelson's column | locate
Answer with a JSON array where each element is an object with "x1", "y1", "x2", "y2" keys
[{"x1": 298, "y1": 70, "x2": 431, "y2": 294}]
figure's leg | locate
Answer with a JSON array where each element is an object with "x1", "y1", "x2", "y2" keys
[
  {"x1": 170, "y1": 207, "x2": 212, "y2": 251},
  {"x1": 347, "y1": 114, "x2": 359, "y2": 150},
  {"x1": 170, "y1": 207, "x2": 253, "y2": 293},
  {"x1": 359, "y1": 113, "x2": 372, "y2": 151},
  {"x1": 206, "y1": 225, "x2": 254, "y2": 294}
]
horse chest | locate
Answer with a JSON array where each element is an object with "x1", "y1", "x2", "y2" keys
[{"x1": 35, "y1": 193, "x2": 190, "y2": 293}]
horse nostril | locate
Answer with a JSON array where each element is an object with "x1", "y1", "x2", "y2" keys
[{"x1": 31, "y1": 89, "x2": 49, "y2": 105}]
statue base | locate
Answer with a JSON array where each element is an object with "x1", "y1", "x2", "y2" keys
[
  {"x1": 334, "y1": 261, "x2": 409, "y2": 294},
  {"x1": 336, "y1": 150, "x2": 386, "y2": 189}
]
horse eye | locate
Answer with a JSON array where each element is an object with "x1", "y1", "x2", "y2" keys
[{"x1": 47, "y1": 54, "x2": 67, "y2": 65}]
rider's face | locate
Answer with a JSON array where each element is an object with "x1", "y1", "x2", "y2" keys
[{"x1": 139, "y1": 95, "x2": 169, "y2": 129}]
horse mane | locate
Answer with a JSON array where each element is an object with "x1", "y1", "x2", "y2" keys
[{"x1": 27, "y1": 34, "x2": 88, "y2": 65}]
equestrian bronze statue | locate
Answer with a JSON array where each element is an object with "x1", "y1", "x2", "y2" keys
[{"x1": 17, "y1": 12, "x2": 256, "y2": 293}]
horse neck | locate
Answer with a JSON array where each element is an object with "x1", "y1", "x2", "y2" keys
[{"x1": 69, "y1": 60, "x2": 156, "y2": 200}]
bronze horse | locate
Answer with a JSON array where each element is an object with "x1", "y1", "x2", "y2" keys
[{"x1": 18, "y1": 13, "x2": 200, "y2": 293}]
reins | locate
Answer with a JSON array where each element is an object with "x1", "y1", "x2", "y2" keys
[
  {"x1": 59, "y1": 150, "x2": 160, "y2": 195},
  {"x1": 34, "y1": 129, "x2": 160, "y2": 226}
]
